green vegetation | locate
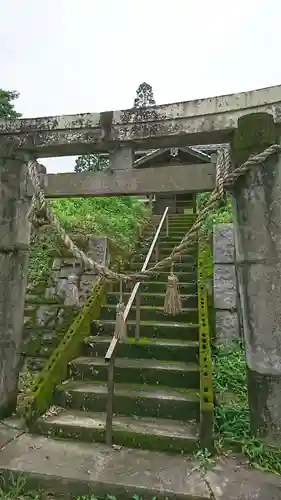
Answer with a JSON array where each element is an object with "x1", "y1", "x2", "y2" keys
[
  {"x1": 197, "y1": 192, "x2": 233, "y2": 239},
  {"x1": 197, "y1": 192, "x2": 281, "y2": 474},
  {"x1": 28, "y1": 197, "x2": 150, "y2": 289},
  {"x1": 213, "y1": 343, "x2": 281, "y2": 474},
  {"x1": 0, "y1": 89, "x2": 21, "y2": 118},
  {"x1": 0, "y1": 87, "x2": 151, "y2": 288},
  {"x1": 197, "y1": 193, "x2": 232, "y2": 285}
]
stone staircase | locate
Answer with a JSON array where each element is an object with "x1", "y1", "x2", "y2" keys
[{"x1": 35, "y1": 213, "x2": 201, "y2": 455}]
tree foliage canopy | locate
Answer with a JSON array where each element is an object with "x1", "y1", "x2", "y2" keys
[
  {"x1": 0, "y1": 89, "x2": 21, "y2": 119},
  {"x1": 134, "y1": 82, "x2": 156, "y2": 108},
  {"x1": 74, "y1": 153, "x2": 108, "y2": 173}
]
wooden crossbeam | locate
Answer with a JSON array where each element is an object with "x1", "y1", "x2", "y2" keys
[
  {"x1": 27, "y1": 163, "x2": 216, "y2": 198},
  {"x1": 1, "y1": 85, "x2": 281, "y2": 157}
]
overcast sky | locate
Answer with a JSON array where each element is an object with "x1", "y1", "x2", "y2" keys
[{"x1": 1, "y1": 0, "x2": 281, "y2": 173}]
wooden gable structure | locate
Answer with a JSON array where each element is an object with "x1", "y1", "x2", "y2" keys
[{"x1": 134, "y1": 146, "x2": 213, "y2": 214}]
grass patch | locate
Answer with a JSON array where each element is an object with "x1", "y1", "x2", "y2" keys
[
  {"x1": 197, "y1": 192, "x2": 233, "y2": 239},
  {"x1": 213, "y1": 343, "x2": 281, "y2": 474},
  {"x1": 27, "y1": 197, "x2": 150, "y2": 290}
]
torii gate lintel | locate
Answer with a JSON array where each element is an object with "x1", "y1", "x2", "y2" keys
[{"x1": 0, "y1": 84, "x2": 281, "y2": 157}]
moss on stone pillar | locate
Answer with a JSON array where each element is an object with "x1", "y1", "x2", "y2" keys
[
  {"x1": 232, "y1": 112, "x2": 277, "y2": 166},
  {"x1": 232, "y1": 112, "x2": 281, "y2": 446}
]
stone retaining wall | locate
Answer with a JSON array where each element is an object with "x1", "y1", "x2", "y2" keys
[
  {"x1": 23, "y1": 236, "x2": 108, "y2": 371},
  {"x1": 213, "y1": 223, "x2": 242, "y2": 346}
]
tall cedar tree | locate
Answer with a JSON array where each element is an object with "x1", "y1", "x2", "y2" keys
[{"x1": 74, "y1": 82, "x2": 156, "y2": 172}]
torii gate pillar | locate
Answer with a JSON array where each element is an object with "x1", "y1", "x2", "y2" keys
[
  {"x1": 232, "y1": 112, "x2": 281, "y2": 445},
  {"x1": 0, "y1": 142, "x2": 30, "y2": 418}
]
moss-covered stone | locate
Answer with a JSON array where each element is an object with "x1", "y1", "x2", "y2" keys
[
  {"x1": 232, "y1": 112, "x2": 278, "y2": 165},
  {"x1": 83, "y1": 337, "x2": 199, "y2": 363},
  {"x1": 69, "y1": 358, "x2": 200, "y2": 389},
  {"x1": 54, "y1": 383, "x2": 200, "y2": 422},
  {"x1": 33, "y1": 418, "x2": 198, "y2": 454},
  {"x1": 21, "y1": 279, "x2": 108, "y2": 423}
]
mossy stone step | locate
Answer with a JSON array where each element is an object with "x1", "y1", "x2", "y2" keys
[
  {"x1": 116, "y1": 271, "x2": 197, "y2": 283},
  {"x1": 142, "y1": 235, "x2": 192, "y2": 243},
  {"x1": 69, "y1": 356, "x2": 200, "y2": 389},
  {"x1": 132, "y1": 252, "x2": 196, "y2": 262},
  {"x1": 142, "y1": 232, "x2": 191, "y2": 240},
  {"x1": 114, "y1": 281, "x2": 197, "y2": 295},
  {"x1": 107, "y1": 292, "x2": 198, "y2": 308},
  {"x1": 91, "y1": 319, "x2": 199, "y2": 341},
  {"x1": 100, "y1": 304, "x2": 198, "y2": 324},
  {"x1": 138, "y1": 239, "x2": 197, "y2": 248},
  {"x1": 54, "y1": 380, "x2": 200, "y2": 421},
  {"x1": 155, "y1": 243, "x2": 197, "y2": 252},
  {"x1": 154, "y1": 216, "x2": 196, "y2": 222},
  {"x1": 83, "y1": 337, "x2": 199, "y2": 363},
  {"x1": 136, "y1": 246, "x2": 197, "y2": 257},
  {"x1": 34, "y1": 410, "x2": 199, "y2": 454},
  {"x1": 133, "y1": 252, "x2": 197, "y2": 263},
  {"x1": 129, "y1": 262, "x2": 196, "y2": 272},
  {"x1": 140, "y1": 271, "x2": 196, "y2": 283}
]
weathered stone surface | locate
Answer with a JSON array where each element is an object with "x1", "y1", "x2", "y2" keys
[
  {"x1": 0, "y1": 434, "x2": 280, "y2": 499},
  {"x1": 206, "y1": 455, "x2": 281, "y2": 499},
  {"x1": 36, "y1": 305, "x2": 59, "y2": 327},
  {"x1": 213, "y1": 224, "x2": 239, "y2": 347},
  {"x1": 216, "y1": 311, "x2": 239, "y2": 346},
  {"x1": 88, "y1": 236, "x2": 107, "y2": 264},
  {"x1": 232, "y1": 112, "x2": 281, "y2": 444},
  {"x1": 0, "y1": 433, "x2": 210, "y2": 499},
  {"x1": 30, "y1": 163, "x2": 217, "y2": 197},
  {"x1": 214, "y1": 264, "x2": 236, "y2": 309},
  {"x1": 214, "y1": 224, "x2": 235, "y2": 263},
  {"x1": 2, "y1": 85, "x2": 281, "y2": 156},
  {"x1": 22, "y1": 235, "x2": 109, "y2": 368},
  {"x1": 0, "y1": 150, "x2": 30, "y2": 418},
  {"x1": 110, "y1": 146, "x2": 133, "y2": 170},
  {"x1": 0, "y1": 422, "x2": 22, "y2": 448}
]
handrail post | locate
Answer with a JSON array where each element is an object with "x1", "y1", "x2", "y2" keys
[
  {"x1": 166, "y1": 214, "x2": 169, "y2": 237},
  {"x1": 155, "y1": 243, "x2": 159, "y2": 263},
  {"x1": 105, "y1": 357, "x2": 115, "y2": 446},
  {"x1": 135, "y1": 289, "x2": 141, "y2": 341}
]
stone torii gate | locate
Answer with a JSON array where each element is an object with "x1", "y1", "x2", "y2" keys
[{"x1": 1, "y1": 85, "x2": 281, "y2": 446}]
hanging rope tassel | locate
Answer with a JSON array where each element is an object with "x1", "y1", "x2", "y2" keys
[
  {"x1": 114, "y1": 281, "x2": 127, "y2": 342},
  {"x1": 164, "y1": 265, "x2": 182, "y2": 315}
]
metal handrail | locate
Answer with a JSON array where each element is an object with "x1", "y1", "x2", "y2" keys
[
  {"x1": 104, "y1": 206, "x2": 169, "y2": 445},
  {"x1": 197, "y1": 244, "x2": 214, "y2": 453},
  {"x1": 105, "y1": 206, "x2": 169, "y2": 362}
]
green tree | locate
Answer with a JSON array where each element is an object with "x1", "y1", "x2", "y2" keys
[
  {"x1": 0, "y1": 89, "x2": 21, "y2": 119},
  {"x1": 74, "y1": 153, "x2": 108, "y2": 173},
  {"x1": 74, "y1": 82, "x2": 156, "y2": 173},
  {"x1": 134, "y1": 82, "x2": 156, "y2": 108}
]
